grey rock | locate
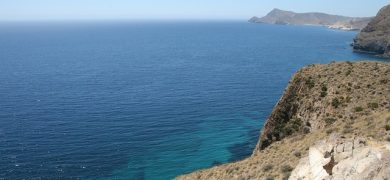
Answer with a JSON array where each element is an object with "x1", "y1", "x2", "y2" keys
[{"x1": 353, "y1": 5, "x2": 390, "y2": 58}]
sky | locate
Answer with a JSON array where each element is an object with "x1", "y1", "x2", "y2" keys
[{"x1": 0, "y1": 0, "x2": 389, "y2": 21}]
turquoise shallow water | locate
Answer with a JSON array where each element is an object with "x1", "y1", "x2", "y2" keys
[{"x1": 0, "y1": 21, "x2": 384, "y2": 180}]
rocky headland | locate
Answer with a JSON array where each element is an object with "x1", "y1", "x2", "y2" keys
[
  {"x1": 249, "y1": 8, "x2": 372, "y2": 31},
  {"x1": 177, "y1": 61, "x2": 390, "y2": 180},
  {"x1": 353, "y1": 5, "x2": 390, "y2": 58}
]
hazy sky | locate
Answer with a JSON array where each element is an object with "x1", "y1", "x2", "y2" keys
[{"x1": 0, "y1": 0, "x2": 389, "y2": 21}]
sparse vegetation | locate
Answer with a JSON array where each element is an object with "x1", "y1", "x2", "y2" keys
[
  {"x1": 368, "y1": 102, "x2": 379, "y2": 109},
  {"x1": 380, "y1": 79, "x2": 388, "y2": 84},
  {"x1": 321, "y1": 86, "x2": 327, "y2": 92},
  {"x1": 293, "y1": 151, "x2": 301, "y2": 158},
  {"x1": 325, "y1": 118, "x2": 337, "y2": 126},
  {"x1": 385, "y1": 125, "x2": 390, "y2": 131},
  {"x1": 281, "y1": 165, "x2": 293, "y2": 173},
  {"x1": 263, "y1": 164, "x2": 273, "y2": 172},
  {"x1": 345, "y1": 69, "x2": 352, "y2": 76},
  {"x1": 355, "y1": 106, "x2": 364, "y2": 112},
  {"x1": 303, "y1": 126, "x2": 311, "y2": 134},
  {"x1": 305, "y1": 77, "x2": 315, "y2": 89},
  {"x1": 178, "y1": 62, "x2": 390, "y2": 180},
  {"x1": 283, "y1": 172, "x2": 291, "y2": 180},
  {"x1": 332, "y1": 98, "x2": 341, "y2": 108}
]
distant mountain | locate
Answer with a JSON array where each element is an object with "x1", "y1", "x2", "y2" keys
[
  {"x1": 353, "y1": 5, "x2": 390, "y2": 57},
  {"x1": 249, "y1": 8, "x2": 372, "y2": 31}
]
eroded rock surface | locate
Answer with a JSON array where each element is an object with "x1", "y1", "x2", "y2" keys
[{"x1": 290, "y1": 135, "x2": 390, "y2": 180}]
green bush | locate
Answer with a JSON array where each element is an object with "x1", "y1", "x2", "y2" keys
[
  {"x1": 303, "y1": 126, "x2": 311, "y2": 134},
  {"x1": 332, "y1": 98, "x2": 341, "y2": 108},
  {"x1": 320, "y1": 91, "x2": 327, "y2": 97},
  {"x1": 368, "y1": 102, "x2": 379, "y2": 109},
  {"x1": 305, "y1": 78, "x2": 315, "y2": 89},
  {"x1": 321, "y1": 86, "x2": 328, "y2": 92},
  {"x1": 325, "y1": 118, "x2": 337, "y2": 126},
  {"x1": 354, "y1": 107, "x2": 363, "y2": 112}
]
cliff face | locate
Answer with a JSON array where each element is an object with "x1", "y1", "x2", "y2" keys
[
  {"x1": 177, "y1": 61, "x2": 390, "y2": 180},
  {"x1": 249, "y1": 8, "x2": 372, "y2": 31},
  {"x1": 353, "y1": 5, "x2": 390, "y2": 57}
]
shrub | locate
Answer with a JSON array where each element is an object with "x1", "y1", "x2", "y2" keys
[
  {"x1": 367, "y1": 102, "x2": 379, "y2": 109},
  {"x1": 380, "y1": 79, "x2": 388, "y2": 84},
  {"x1": 345, "y1": 69, "x2": 352, "y2": 76},
  {"x1": 343, "y1": 124, "x2": 353, "y2": 134},
  {"x1": 305, "y1": 78, "x2": 315, "y2": 89},
  {"x1": 266, "y1": 176, "x2": 275, "y2": 180},
  {"x1": 385, "y1": 124, "x2": 390, "y2": 131},
  {"x1": 354, "y1": 107, "x2": 363, "y2": 112},
  {"x1": 320, "y1": 91, "x2": 327, "y2": 97},
  {"x1": 303, "y1": 126, "x2": 311, "y2": 134},
  {"x1": 386, "y1": 137, "x2": 390, "y2": 142},
  {"x1": 283, "y1": 172, "x2": 291, "y2": 180},
  {"x1": 293, "y1": 151, "x2": 301, "y2": 158},
  {"x1": 325, "y1": 118, "x2": 337, "y2": 126},
  {"x1": 321, "y1": 86, "x2": 328, "y2": 92},
  {"x1": 281, "y1": 165, "x2": 293, "y2": 173},
  {"x1": 332, "y1": 98, "x2": 341, "y2": 108},
  {"x1": 263, "y1": 164, "x2": 273, "y2": 172},
  {"x1": 345, "y1": 96, "x2": 352, "y2": 103}
]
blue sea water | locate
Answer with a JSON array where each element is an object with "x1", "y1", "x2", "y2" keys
[{"x1": 0, "y1": 21, "x2": 384, "y2": 180}]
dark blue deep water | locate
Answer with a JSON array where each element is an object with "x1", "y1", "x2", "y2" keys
[{"x1": 0, "y1": 21, "x2": 383, "y2": 180}]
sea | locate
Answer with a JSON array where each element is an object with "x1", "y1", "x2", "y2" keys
[{"x1": 0, "y1": 21, "x2": 385, "y2": 180}]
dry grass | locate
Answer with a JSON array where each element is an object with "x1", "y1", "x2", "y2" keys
[{"x1": 177, "y1": 61, "x2": 390, "y2": 180}]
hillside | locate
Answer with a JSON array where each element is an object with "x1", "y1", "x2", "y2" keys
[
  {"x1": 177, "y1": 61, "x2": 390, "y2": 180},
  {"x1": 249, "y1": 8, "x2": 372, "y2": 31},
  {"x1": 353, "y1": 5, "x2": 390, "y2": 58}
]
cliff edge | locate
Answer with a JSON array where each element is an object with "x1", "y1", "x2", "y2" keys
[
  {"x1": 177, "y1": 61, "x2": 390, "y2": 180},
  {"x1": 353, "y1": 5, "x2": 390, "y2": 57}
]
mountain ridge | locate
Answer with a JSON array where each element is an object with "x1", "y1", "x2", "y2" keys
[{"x1": 249, "y1": 8, "x2": 372, "y2": 31}]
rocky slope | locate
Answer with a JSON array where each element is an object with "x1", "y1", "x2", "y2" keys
[
  {"x1": 353, "y1": 5, "x2": 390, "y2": 58},
  {"x1": 249, "y1": 8, "x2": 372, "y2": 31},
  {"x1": 177, "y1": 61, "x2": 390, "y2": 180}
]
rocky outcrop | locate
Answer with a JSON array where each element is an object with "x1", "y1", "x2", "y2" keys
[
  {"x1": 249, "y1": 8, "x2": 372, "y2": 31},
  {"x1": 254, "y1": 61, "x2": 390, "y2": 153},
  {"x1": 290, "y1": 134, "x2": 390, "y2": 180},
  {"x1": 353, "y1": 5, "x2": 390, "y2": 57},
  {"x1": 177, "y1": 61, "x2": 390, "y2": 180}
]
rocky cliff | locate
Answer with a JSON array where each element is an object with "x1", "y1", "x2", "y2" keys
[
  {"x1": 249, "y1": 8, "x2": 372, "y2": 31},
  {"x1": 353, "y1": 5, "x2": 390, "y2": 58},
  {"x1": 177, "y1": 61, "x2": 390, "y2": 180}
]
